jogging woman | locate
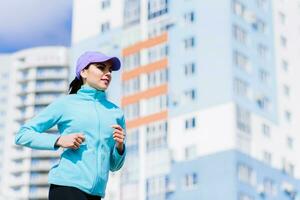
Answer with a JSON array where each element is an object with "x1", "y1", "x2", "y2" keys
[{"x1": 15, "y1": 51, "x2": 126, "y2": 200}]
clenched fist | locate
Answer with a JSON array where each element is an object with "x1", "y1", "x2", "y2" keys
[
  {"x1": 55, "y1": 133, "x2": 85, "y2": 150},
  {"x1": 112, "y1": 124, "x2": 125, "y2": 154}
]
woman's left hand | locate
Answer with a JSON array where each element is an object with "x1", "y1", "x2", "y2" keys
[{"x1": 112, "y1": 124, "x2": 125, "y2": 154}]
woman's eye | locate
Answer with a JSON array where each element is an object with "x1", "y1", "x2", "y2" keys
[{"x1": 97, "y1": 65, "x2": 105, "y2": 70}]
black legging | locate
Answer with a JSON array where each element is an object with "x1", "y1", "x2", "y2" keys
[{"x1": 49, "y1": 184, "x2": 102, "y2": 200}]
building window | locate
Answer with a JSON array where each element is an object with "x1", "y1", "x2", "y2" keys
[
  {"x1": 287, "y1": 137, "x2": 293, "y2": 149},
  {"x1": 145, "y1": 95, "x2": 168, "y2": 115},
  {"x1": 146, "y1": 175, "x2": 167, "y2": 196},
  {"x1": 236, "y1": 105, "x2": 251, "y2": 134},
  {"x1": 184, "y1": 62, "x2": 196, "y2": 76},
  {"x1": 12, "y1": 186, "x2": 21, "y2": 191},
  {"x1": 278, "y1": 12, "x2": 286, "y2": 25},
  {"x1": 125, "y1": 129, "x2": 139, "y2": 152},
  {"x1": 101, "y1": 0, "x2": 110, "y2": 9},
  {"x1": 238, "y1": 193, "x2": 254, "y2": 200},
  {"x1": 122, "y1": 76, "x2": 140, "y2": 96},
  {"x1": 256, "y1": 95, "x2": 270, "y2": 111},
  {"x1": 124, "y1": 102, "x2": 140, "y2": 120},
  {"x1": 263, "y1": 178, "x2": 276, "y2": 196},
  {"x1": 100, "y1": 22, "x2": 110, "y2": 33},
  {"x1": 280, "y1": 35, "x2": 287, "y2": 48},
  {"x1": 233, "y1": 51, "x2": 250, "y2": 72},
  {"x1": 285, "y1": 110, "x2": 291, "y2": 122},
  {"x1": 29, "y1": 186, "x2": 38, "y2": 193},
  {"x1": 282, "y1": 158, "x2": 294, "y2": 176},
  {"x1": 148, "y1": 20, "x2": 170, "y2": 38},
  {"x1": 234, "y1": 78, "x2": 249, "y2": 98},
  {"x1": 123, "y1": 52, "x2": 140, "y2": 71},
  {"x1": 257, "y1": 44, "x2": 268, "y2": 59},
  {"x1": 148, "y1": 0, "x2": 168, "y2": 19},
  {"x1": 14, "y1": 159, "x2": 23, "y2": 165},
  {"x1": 252, "y1": 19, "x2": 266, "y2": 33},
  {"x1": 263, "y1": 151, "x2": 272, "y2": 164},
  {"x1": 184, "y1": 145, "x2": 197, "y2": 160},
  {"x1": 259, "y1": 69, "x2": 270, "y2": 84},
  {"x1": 146, "y1": 121, "x2": 168, "y2": 152},
  {"x1": 185, "y1": 117, "x2": 196, "y2": 130},
  {"x1": 124, "y1": 0, "x2": 140, "y2": 27},
  {"x1": 20, "y1": 70, "x2": 29, "y2": 79},
  {"x1": 184, "y1": 37, "x2": 195, "y2": 49},
  {"x1": 262, "y1": 123, "x2": 270, "y2": 137},
  {"x1": 283, "y1": 84, "x2": 290, "y2": 97},
  {"x1": 184, "y1": 11, "x2": 195, "y2": 23},
  {"x1": 257, "y1": 0, "x2": 268, "y2": 10},
  {"x1": 281, "y1": 59, "x2": 289, "y2": 72},
  {"x1": 147, "y1": 44, "x2": 168, "y2": 62},
  {"x1": 147, "y1": 68, "x2": 168, "y2": 88},
  {"x1": 233, "y1": 25, "x2": 247, "y2": 44},
  {"x1": 233, "y1": 0, "x2": 245, "y2": 17},
  {"x1": 237, "y1": 163, "x2": 256, "y2": 186},
  {"x1": 184, "y1": 173, "x2": 198, "y2": 188},
  {"x1": 184, "y1": 89, "x2": 197, "y2": 101}
]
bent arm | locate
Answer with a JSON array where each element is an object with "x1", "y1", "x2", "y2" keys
[
  {"x1": 15, "y1": 98, "x2": 63, "y2": 150},
  {"x1": 110, "y1": 114, "x2": 126, "y2": 172}
]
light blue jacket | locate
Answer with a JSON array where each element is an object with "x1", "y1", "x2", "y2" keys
[{"x1": 15, "y1": 84, "x2": 126, "y2": 197}]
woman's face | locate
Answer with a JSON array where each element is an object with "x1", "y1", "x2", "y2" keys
[{"x1": 80, "y1": 61, "x2": 113, "y2": 91}]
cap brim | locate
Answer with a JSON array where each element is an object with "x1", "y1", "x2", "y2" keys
[
  {"x1": 91, "y1": 56, "x2": 121, "y2": 71},
  {"x1": 107, "y1": 57, "x2": 121, "y2": 71}
]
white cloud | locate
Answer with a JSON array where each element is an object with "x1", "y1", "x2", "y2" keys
[{"x1": 0, "y1": 0, "x2": 73, "y2": 51}]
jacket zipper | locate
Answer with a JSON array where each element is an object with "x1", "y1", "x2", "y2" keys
[{"x1": 91, "y1": 99, "x2": 101, "y2": 193}]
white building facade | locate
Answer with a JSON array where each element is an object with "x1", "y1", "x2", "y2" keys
[
  {"x1": 0, "y1": 47, "x2": 69, "y2": 200},
  {"x1": 71, "y1": 0, "x2": 300, "y2": 199}
]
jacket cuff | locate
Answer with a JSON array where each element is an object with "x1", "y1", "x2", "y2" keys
[
  {"x1": 49, "y1": 134, "x2": 61, "y2": 150},
  {"x1": 113, "y1": 144, "x2": 126, "y2": 158}
]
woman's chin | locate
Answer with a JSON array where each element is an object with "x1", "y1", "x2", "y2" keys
[{"x1": 97, "y1": 84, "x2": 108, "y2": 91}]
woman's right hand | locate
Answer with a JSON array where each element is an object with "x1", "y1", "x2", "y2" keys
[{"x1": 55, "y1": 133, "x2": 85, "y2": 150}]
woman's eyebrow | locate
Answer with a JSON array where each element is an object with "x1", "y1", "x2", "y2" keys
[{"x1": 96, "y1": 63, "x2": 106, "y2": 67}]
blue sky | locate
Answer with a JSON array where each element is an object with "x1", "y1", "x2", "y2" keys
[{"x1": 0, "y1": 0, "x2": 73, "y2": 53}]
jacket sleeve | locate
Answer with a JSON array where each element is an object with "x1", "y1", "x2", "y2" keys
[
  {"x1": 15, "y1": 98, "x2": 63, "y2": 150},
  {"x1": 110, "y1": 114, "x2": 127, "y2": 172}
]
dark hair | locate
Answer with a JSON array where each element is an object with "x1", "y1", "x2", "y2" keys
[
  {"x1": 68, "y1": 65, "x2": 91, "y2": 94},
  {"x1": 68, "y1": 77, "x2": 84, "y2": 94}
]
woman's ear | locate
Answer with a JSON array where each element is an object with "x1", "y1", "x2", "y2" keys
[{"x1": 80, "y1": 69, "x2": 87, "y2": 79}]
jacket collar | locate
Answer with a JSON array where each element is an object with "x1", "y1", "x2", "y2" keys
[{"x1": 77, "y1": 84, "x2": 107, "y2": 101}]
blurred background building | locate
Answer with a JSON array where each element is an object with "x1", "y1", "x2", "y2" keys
[
  {"x1": 0, "y1": 47, "x2": 69, "y2": 199},
  {"x1": 71, "y1": 0, "x2": 300, "y2": 200},
  {"x1": 1, "y1": 0, "x2": 300, "y2": 199},
  {"x1": 0, "y1": 55, "x2": 11, "y2": 191}
]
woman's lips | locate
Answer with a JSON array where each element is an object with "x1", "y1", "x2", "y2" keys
[{"x1": 101, "y1": 79, "x2": 109, "y2": 84}]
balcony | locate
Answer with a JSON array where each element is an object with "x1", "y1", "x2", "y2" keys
[
  {"x1": 35, "y1": 83, "x2": 68, "y2": 93},
  {"x1": 16, "y1": 85, "x2": 35, "y2": 95},
  {"x1": 17, "y1": 71, "x2": 36, "y2": 83},
  {"x1": 35, "y1": 95, "x2": 59, "y2": 105},
  {"x1": 36, "y1": 70, "x2": 68, "y2": 80},
  {"x1": 31, "y1": 150, "x2": 61, "y2": 158},
  {"x1": 29, "y1": 173, "x2": 49, "y2": 185},
  {"x1": 11, "y1": 150, "x2": 31, "y2": 160},
  {"x1": 16, "y1": 97, "x2": 35, "y2": 108},
  {"x1": 30, "y1": 159, "x2": 57, "y2": 172},
  {"x1": 29, "y1": 187, "x2": 49, "y2": 199},
  {"x1": 15, "y1": 111, "x2": 34, "y2": 122},
  {"x1": 9, "y1": 176, "x2": 29, "y2": 187}
]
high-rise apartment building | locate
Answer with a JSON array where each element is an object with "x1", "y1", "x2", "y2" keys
[
  {"x1": 71, "y1": 0, "x2": 300, "y2": 199},
  {"x1": 0, "y1": 54, "x2": 12, "y2": 193},
  {"x1": 0, "y1": 47, "x2": 69, "y2": 199},
  {"x1": 72, "y1": 0, "x2": 124, "y2": 44}
]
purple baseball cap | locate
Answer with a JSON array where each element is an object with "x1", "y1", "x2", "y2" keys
[{"x1": 75, "y1": 51, "x2": 121, "y2": 79}]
